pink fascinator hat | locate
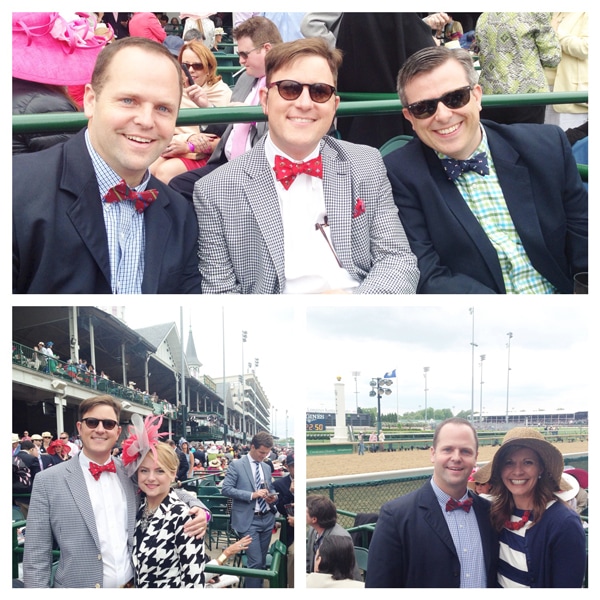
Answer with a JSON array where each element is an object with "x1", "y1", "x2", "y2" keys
[{"x1": 121, "y1": 414, "x2": 167, "y2": 478}]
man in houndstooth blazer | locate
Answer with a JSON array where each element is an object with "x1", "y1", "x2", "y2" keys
[
  {"x1": 193, "y1": 38, "x2": 419, "y2": 294},
  {"x1": 23, "y1": 396, "x2": 209, "y2": 588}
]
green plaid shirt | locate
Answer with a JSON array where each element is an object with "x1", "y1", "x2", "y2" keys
[{"x1": 438, "y1": 130, "x2": 557, "y2": 294}]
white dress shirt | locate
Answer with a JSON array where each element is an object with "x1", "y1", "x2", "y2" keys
[
  {"x1": 79, "y1": 452, "x2": 133, "y2": 587},
  {"x1": 264, "y1": 134, "x2": 360, "y2": 293}
]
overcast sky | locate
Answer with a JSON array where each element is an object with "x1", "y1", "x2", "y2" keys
[
  {"x1": 304, "y1": 301, "x2": 590, "y2": 419},
  {"x1": 111, "y1": 298, "x2": 590, "y2": 439},
  {"x1": 119, "y1": 299, "x2": 300, "y2": 440}
]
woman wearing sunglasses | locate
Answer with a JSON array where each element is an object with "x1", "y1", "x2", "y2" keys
[{"x1": 150, "y1": 40, "x2": 232, "y2": 184}]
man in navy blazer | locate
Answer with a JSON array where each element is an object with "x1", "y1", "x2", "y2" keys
[
  {"x1": 13, "y1": 37, "x2": 201, "y2": 294},
  {"x1": 366, "y1": 418, "x2": 499, "y2": 588},
  {"x1": 384, "y1": 46, "x2": 587, "y2": 294},
  {"x1": 221, "y1": 431, "x2": 277, "y2": 587}
]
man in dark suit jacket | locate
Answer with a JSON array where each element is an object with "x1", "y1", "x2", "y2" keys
[
  {"x1": 101, "y1": 12, "x2": 130, "y2": 40},
  {"x1": 384, "y1": 46, "x2": 587, "y2": 294},
  {"x1": 366, "y1": 418, "x2": 499, "y2": 588},
  {"x1": 169, "y1": 16, "x2": 283, "y2": 202},
  {"x1": 13, "y1": 36, "x2": 201, "y2": 294}
]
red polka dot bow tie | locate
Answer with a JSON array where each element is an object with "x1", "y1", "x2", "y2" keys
[
  {"x1": 273, "y1": 155, "x2": 323, "y2": 190},
  {"x1": 446, "y1": 497, "x2": 473, "y2": 512},
  {"x1": 441, "y1": 152, "x2": 489, "y2": 181},
  {"x1": 104, "y1": 180, "x2": 158, "y2": 213},
  {"x1": 89, "y1": 460, "x2": 116, "y2": 480}
]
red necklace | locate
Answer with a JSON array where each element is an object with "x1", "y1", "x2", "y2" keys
[{"x1": 504, "y1": 510, "x2": 531, "y2": 531}]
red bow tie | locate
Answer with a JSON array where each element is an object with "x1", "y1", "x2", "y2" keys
[
  {"x1": 446, "y1": 497, "x2": 473, "y2": 512},
  {"x1": 104, "y1": 180, "x2": 158, "y2": 213},
  {"x1": 273, "y1": 155, "x2": 323, "y2": 190},
  {"x1": 89, "y1": 460, "x2": 116, "y2": 480}
]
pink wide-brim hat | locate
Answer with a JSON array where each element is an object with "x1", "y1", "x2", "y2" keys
[{"x1": 13, "y1": 12, "x2": 109, "y2": 85}]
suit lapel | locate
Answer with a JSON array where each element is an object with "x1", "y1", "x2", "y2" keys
[
  {"x1": 65, "y1": 455, "x2": 102, "y2": 551},
  {"x1": 141, "y1": 178, "x2": 172, "y2": 293},
  {"x1": 61, "y1": 132, "x2": 112, "y2": 286},
  {"x1": 425, "y1": 147, "x2": 506, "y2": 290},
  {"x1": 321, "y1": 143, "x2": 355, "y2": 274},
  {"x1": 244, "y1": 144, "x2": 286, "y2": 288}
]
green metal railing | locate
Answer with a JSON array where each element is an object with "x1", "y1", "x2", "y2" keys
[{"x1": 12, "y1": 91, "x2": 588, "y2": 134}]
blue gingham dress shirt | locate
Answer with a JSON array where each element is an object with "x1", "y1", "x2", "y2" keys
[
  {"x1": 85, "y1": 130, "x2": 149, "y2": 294},
  {"x1": 430, "y1": 478, "x2": 487, "y2": 588}
]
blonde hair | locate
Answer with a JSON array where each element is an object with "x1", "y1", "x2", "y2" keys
[{"x1": 151, "y1": 441, "x2": 179, "y2": 474}]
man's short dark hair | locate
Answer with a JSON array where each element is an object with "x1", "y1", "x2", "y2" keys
[
  {"x1": 78, "y1": 395, "x2": 121, "y2": 422},
  {"x1": 432, "y1": 417, "x2": 479, "y2": 451},
  {"x1": 232, "y1": 16, "x2": 283, "y2": 47},
  {"x1": 307, "y1": 494, "x2": 337, "y2": 529},
  {"x1": 20, "y1": 440, "x2": 35, "y2": 451},
  {"x1": 397, "y1": 46, "x2": 478, "y2": 106},
  {"x1": 264, "y1": 37, "x2": 343, "y2": 86},
  {"x1": 251, "y1": 431, "x2": 274, "y2": 450},
  {"x1": 91, "y1": 36, "x2": 183, "y2": 97}
]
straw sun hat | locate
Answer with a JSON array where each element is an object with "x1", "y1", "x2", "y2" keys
[{"x1": 490, "y1": 427, "x2": 571, "y2": 492}]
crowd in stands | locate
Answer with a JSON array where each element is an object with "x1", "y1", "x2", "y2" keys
[{"x1": 12, "y1": 11, "x2": 587, "y2": 295}]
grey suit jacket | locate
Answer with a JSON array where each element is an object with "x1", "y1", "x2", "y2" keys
[
  {"x1": 221, "y1": 456, "x2": 275, "y2": 533},
  {"x1": 23, "y1": 454, "x2": 136, "y2": 588},
  {"x1": 23, "y1": 454, "x2": 207, "y2": 587},
  {"x1": 194, "y1": 135, "x2": 419, "y2": 293},
  {"x1": 207, "y1": 73, "x2": 269, "y2": 166}
]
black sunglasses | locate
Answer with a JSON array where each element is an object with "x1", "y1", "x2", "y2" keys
[
  {"x1": 181, "y1": 62, "x2": 204, "y2": 71},
  {"x1": 268, "y1": 80, "x2": 336, "y2": 103},
  {"x1": 406, "y1": 85, "x2": 472, "y2": 119},
  {"x1": 81, "y1": 417, "x2": 119, "y2": 430}
]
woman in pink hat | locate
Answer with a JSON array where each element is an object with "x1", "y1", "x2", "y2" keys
[{"x1": 12, "y1": 12, "x2": 109, "y2": 154}]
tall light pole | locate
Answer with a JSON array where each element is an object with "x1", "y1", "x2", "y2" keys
[
  {"x1": 506, "y1": 332, "x2": 513, "y2": 424},
  {"x1": 479, "y1": 354, "x2": 486, "y2": 423},
  {"x1": 352, "y1": 371, "x2": 361, "y2": 412},
  {"x1": 369, "y1": 377, "x2": 393, "y2": 433},
  {"x1": 241, "y1": 330, "x2": 247, "y2": 442},
  {"x1": 423, "y1": 367, "x2": 429, "y2": 422},
  {"x1": 469, "y1": 307, "x2": 477, "y2": 423}
]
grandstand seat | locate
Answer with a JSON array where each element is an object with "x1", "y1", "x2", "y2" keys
[
  {"x1": 379, "y1": 135, "x2": 413, "y2": 157},
  {"x1": 353, "y1": 546, "x2": 369, "y2": 581}
]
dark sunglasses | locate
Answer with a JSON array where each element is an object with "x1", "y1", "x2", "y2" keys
[
  {"x1": 181, "y1": 62, "x2": 204, "y2": 71},
  {"x1": 81, "y1": 417, "x2": 119, "y2": 430},
  {"x1": 406, "y1": 85, "x2": 472, "y2": 119},
  {"x1": 268, "y1": 80, "x2": 336, "y2": 103}
]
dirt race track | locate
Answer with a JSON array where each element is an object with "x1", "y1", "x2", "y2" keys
[{"x1": 307, "y1": 440, "x2": 588, "y2": 479}]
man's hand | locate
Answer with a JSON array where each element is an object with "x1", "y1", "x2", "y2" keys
[{"x1": 183, "y1": 505, "x2": 209, "y2": 539}]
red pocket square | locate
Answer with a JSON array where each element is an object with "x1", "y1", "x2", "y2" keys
[{"x1": 352, "y1": 198, "x2": 365, "y2": 218}]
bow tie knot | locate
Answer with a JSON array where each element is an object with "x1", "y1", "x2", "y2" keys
[
  {"x1": 446, "y1": 497, "x2": 473, "y2": 513},
  {"x1": 104, "y1": 180, "x2": 158, "y2": 213},
  {"x1": 89, "y1": 460, "x2": 116, "y2": 480},
  {"x1": 273, "y1": 155, "x2": 323, "y2": 190},
  {"x1": 441, "y1": 152, "x2": 489, "y2": 181}
]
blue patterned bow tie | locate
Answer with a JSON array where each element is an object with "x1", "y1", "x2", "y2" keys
[{"x1": 441, "y1": 152, "x2": 489, "y2": 181}]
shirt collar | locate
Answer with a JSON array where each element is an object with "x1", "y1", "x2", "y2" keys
[
  {"x1": 436, "y1": 124, "x2": 490, "y2": 162},
  {"x1": 85, "y1": 128, "x2": 152, "y2": 198},
  {"x1": 264, "y1": 133, "x2": 322, "y2": 167}
]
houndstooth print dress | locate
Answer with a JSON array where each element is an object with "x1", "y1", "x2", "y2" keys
[{"x1": 133, "y1": 490, "x2": 206, "y2": 587}]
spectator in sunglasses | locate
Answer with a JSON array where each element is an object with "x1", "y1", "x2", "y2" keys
[
  {"x1": 23, "y1": 395, "x2": 210, "y2": 588},
  {"x1": 384, "y1": 45, "x2": 587, "y2": 294},
  {"x1": 193, "y1": 36, "x2": 418, "y2": 294}
]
